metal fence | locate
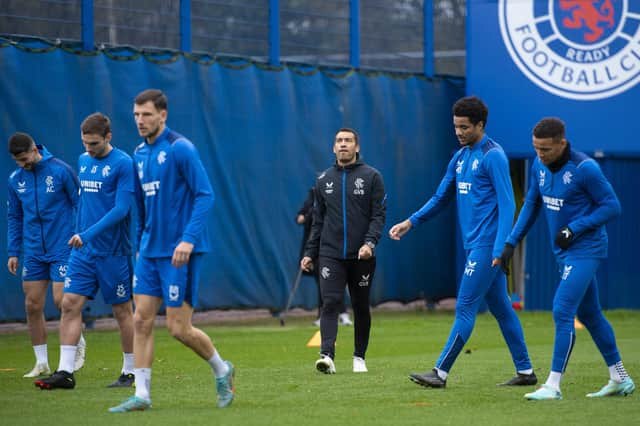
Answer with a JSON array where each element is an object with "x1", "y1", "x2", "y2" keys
[{"x1": 0, "y1": 0, "x2": 465, "y2": 75}]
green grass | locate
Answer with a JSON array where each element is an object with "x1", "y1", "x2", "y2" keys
[{"x1": 1, "y1": 310, "x2": 638, "y2": 425}]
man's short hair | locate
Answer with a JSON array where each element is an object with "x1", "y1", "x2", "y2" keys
[
  {"x1": 336, "y1": 127, "x2": 359, "y2": 145},
  {"x1": 81, "y1": 112, "x2": 111, "y2": 137},
  {"x1": 533, "y1": 117, "x2": 566, "y2": 141},
  {"x1": 8, "y1": 132, "x2": 35, "y2": 156},
  {"x1": 452, "y1": 96, "x2": 489, "y2": 127},
  {"x1": 135, "y1": 89, "x2": 168, "y2": 111}
]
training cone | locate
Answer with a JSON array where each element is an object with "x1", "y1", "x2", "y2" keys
[
  {"x1": 574, "y1": 318, "x2": 585, "y2": 330},
  {"x1": 306, "y1": 330, "x2": 321, "y2": 347}
]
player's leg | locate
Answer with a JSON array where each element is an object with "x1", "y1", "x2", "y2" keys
[
  {"x1": 485, "y1": 269, "x2": 535, "y2": 385},
  {"x1": 33, "y1": 292, "x2": 87, "y2": 390},
  {"x1": 315, "y1": 256, "x2": 347, "y2": 373},
  {"x1": 109, "y1": 256, "x2": 161, "y2": 412},
  {"x1": 22, "y1": 278, "x2": 52, "y2": 377},
  {"x1": 162, "y1": 254, "x2": 234, "y2": 408},
  {"x1": 21, "y1": 255, "x2": 53, "y2": 377},
  {"x1": 346, "y1": 257, "x2": 375, "y2": 372},
  {"x1": 50, "y1": 255, "x2": 86, "y2": 371},
  {"x1": 93, "y1": 254, "x2": 135, "y2": 387},
  {"x1": 577, "y1": 274, "x2": 635, "y2": 397},
  {"x1": 410, "y1": 248, "x2": 495, "y2": 388},
  {"x1": 525, "y1": 259, "x2": 596, "y2": 400}
]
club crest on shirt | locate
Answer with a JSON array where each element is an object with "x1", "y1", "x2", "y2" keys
[
  {"x1": 354, "y1": 178, "x2": 365, "y2": 195},
  {"x1": 563, "y1": 171, "x2": 573, "y2": 184},
  {"x1": 157, "y1": 151, "x2": 167, "y2": 165},
  {"x1": 46, "y1": 176, "x2": 55, "y2": 193},
  {"x1": 472, "y1": 159, "x2": 479, "y2": 171},
  {"x1": 102, "y1": 165, "x2": 111, "y2": 177}
]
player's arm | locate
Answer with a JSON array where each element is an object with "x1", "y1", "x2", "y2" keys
[
  {"x1": 173, "y1": 140, "x2": 214, "y2": 266},
  {"x1": 506, "y1": 162, "x2": 542, "y2": 247},
  {"x1": 360, "y1": 171, "x2": 386, "y2": 259},
  {"x1": 567, "y1": 160, "x2": 621, "y2": 235},
  {"x1": 485, "y1": 149, "x2": 516, "y2": 259},
  {"x1": 133, "y1": 158, "x2": 146, "y2": 248},
  {"x1": 389, "y1": 156, "x2": 457, "y2": 241},
  {"x1": 61, "y1": 161, "x2": 80, "y2": 210},
  {"x1": 74, "y1": 160, "x2": 135, "y2": 246},
  {"x1": 409, "y1": 154, "x2": 458, "y2": 226},
  {"x1": 7, "y1": 182, "x2": 23, "y2": 261}
]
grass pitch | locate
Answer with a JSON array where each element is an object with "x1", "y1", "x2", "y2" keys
[{"x1": 0, "y1": 310, "x2": 638, "y2": 425}]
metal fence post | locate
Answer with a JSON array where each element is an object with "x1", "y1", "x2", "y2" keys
[
  {"x1": 269, "y1": 0, "x2": 280, "y2": 66},
  {"x1": 81, "y1": 0, "x2": 94, "y2": 50},
  {"x1": 423, "y1": 0, "x2": 434, "y2": 77},
  {"x1": 349, "y1": 0, "x2": 360, "y2": 68},
  {"x1": 180, "y1": 0, "x2": 192, "y2": 52}
]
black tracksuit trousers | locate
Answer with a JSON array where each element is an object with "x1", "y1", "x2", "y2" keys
[{"x1": 318, "y1": 256, "x2": 376, "y2": 359}]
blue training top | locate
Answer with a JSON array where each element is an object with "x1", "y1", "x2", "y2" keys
[
  {"x1": 76, "y1": 147, "x2": 134, "y2": 256},
  {"x1": 409, "y1": 135, "x2": 515, "y2": 259},
  {"x1": 507, "y1": 149, "x2": 620, "y2": 260},
  {"x1": 7, "y1": 145, "x2": 79, "y2": 257},
  {"x1": 134, "y1": 127, "x2": 214, "y2": 257}
]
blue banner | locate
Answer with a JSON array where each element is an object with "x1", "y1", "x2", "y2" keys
[{"x1": 0, "y1": 43, "x2": 464, "y2": 320}]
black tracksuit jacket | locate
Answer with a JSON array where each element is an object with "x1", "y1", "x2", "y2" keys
[{"x1": 304, "y1": 157, "x2": 386, "y2": 260}]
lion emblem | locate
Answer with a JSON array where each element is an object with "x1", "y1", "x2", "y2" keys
[{"x1": 560, "y1": 0, "x2": 615, "y2": 43}]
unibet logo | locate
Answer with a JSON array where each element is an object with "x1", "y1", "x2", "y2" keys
[
  {"x1": 499, "y1": 1, "x2": 640, "y2": 100},
  {"x1": 458, "y1": 182, "x2": 472, "y2": 194}
]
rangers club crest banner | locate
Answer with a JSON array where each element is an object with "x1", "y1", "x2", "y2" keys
[{"x1": 467, "y1": 0, "x2": 640, "y2": 156}]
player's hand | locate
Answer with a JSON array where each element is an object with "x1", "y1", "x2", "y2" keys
[
  {"x1": 495, "y1": 243, "x2": 515, "y2": 275},
  {"x1": 300, "y1": 256, "x2": 314, "y2": 272},
  {"x1": 296, "y1": 214, "x2": 305, "y2": 224},
  {"x1": 172, "y1": 241, "x2": 194, "y2": 268},
  {"x1": 358, "y1": 244, "x2": 373, "y2": 260},
  {"x1": 68, "y1": 234, "x2": 84, "y2": 248},
  {"x1": 389, "y1": 220, "x2": 412, "y2": 240},
  {"x1": 555, "y1": 226, "x2": 574, "y2": 250},
  {"x1": 7, "y1": 257, "x2": 18, "y2": 275}
]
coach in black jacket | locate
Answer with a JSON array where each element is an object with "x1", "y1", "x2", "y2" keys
[{"x1": 301, "y1": 128, "x2": 386, "y2": 374}]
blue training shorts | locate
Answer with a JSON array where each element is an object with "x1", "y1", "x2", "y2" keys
[
  {"x1": 133, "y1": 254, "x2": 202, "y2": 308},
  {"x1": 64, "y1": 250, "x2": 133, "y2": 305},
  {"x1": 22, "y1": 252, "x2": 70, "y2": 282}
]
